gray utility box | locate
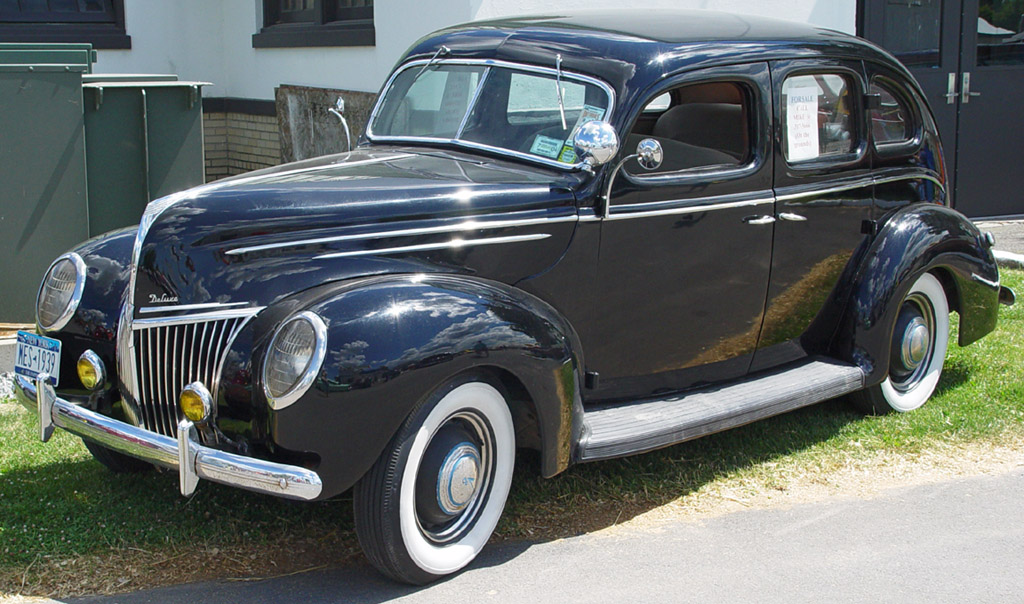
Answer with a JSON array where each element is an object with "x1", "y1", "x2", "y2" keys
[{"x1": 0, "y1": 43, "x2": 209, "y2": 322}]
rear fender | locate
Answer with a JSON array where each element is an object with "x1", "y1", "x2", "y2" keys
[{"x1": 831, "y1": 204, "x2": 1000, "y2": 385}]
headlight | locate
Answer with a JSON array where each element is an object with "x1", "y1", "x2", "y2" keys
[
  {"x1": 263, "y1": 311, "x2": 327, "y2": 410},
  {"x1": 36, "y1": 253, "x2": 86, "y2": 332}
]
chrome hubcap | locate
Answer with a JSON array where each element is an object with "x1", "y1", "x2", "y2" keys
[
  {"x1": 437, "y1": 443, "x2": 481, "y2": 515},
  {"x1": 415, "y1": 410, "x2": 494, "y2": 543},
  {"x1": 900, "y1": 317, "x2": 930, "y2": 370},
  {"x1": 889, "y1": 292, "x2": 936, "y2": 392}
]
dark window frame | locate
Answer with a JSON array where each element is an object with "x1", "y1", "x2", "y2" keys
[
  {"x1": 0, "y1": 0, "x2": 130, "y2": 50},
  {"x1": 253, "y1": 0, "x2": 374, "y2": 48}
]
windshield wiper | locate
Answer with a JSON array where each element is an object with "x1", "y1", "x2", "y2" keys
[
  {"x1": 555, "y1": 54, "x2": 567, "y2": 131},
  {"x1": 414, "y1": 45, "x2": 450, "y2": 82}
]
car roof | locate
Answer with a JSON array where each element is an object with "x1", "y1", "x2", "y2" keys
[{"x1": 401, "y1": 9, "x2": 909, "y2": 123}]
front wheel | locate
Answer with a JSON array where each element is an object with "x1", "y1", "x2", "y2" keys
[
  {"x1": 850, "y1": 271, "x2": 950, "y2": 414},
  {"x1": 354, "y1": 375, "x2": 515, "y2": 584}
]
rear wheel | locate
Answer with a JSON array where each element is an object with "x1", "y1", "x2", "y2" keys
[
  {"x1": 850, "y1": 272, "x2": 950, "y2": 414},
  {"x1": 354, "y1": 374, "x2": 515, "y2": 584}
]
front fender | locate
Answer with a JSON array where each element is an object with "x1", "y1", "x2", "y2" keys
[
  {"x1": 832, "y1": 204, "x2": 1000, "y2": 385},
  {"x1": 267, "y1": 274, "x2": 584, "y2": 499},
  {"x1": 42, "y1": 227, "x2": 135, "y2": 397}
]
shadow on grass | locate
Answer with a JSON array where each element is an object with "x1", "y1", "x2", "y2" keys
[{"x1": 34, "y1": 397, "x2": 865, "y2": 603}]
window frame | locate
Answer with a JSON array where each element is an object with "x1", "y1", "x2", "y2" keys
[
  {"x1": 0, "y1": 0, "x2": 130, "y2": 49},
  {"x1": 253, "y1": 0, "x2": 374, "y2": 48},
  {"x1": 619, "y1": 63, "x2": 770, "y2": 188},
  {"x1": 778, "y1": 65, "x2": 868, "y2": 171},
  {"x1": 868, "y1": 75, "x2": 925, "y2": 158}
]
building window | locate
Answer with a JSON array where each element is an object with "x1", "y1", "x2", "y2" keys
[
  {"x1": 253, "y1": 0, "x2": 374, "y2": 48},
  {"x1": 0, "y1": 0, "x2": 130, "y2": 49}
]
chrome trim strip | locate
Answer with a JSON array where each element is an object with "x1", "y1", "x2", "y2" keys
[
  {"x1": 139, "y1": 301, "x2": 251, "y2": 314},
  {"x1": 314, "y1": 233, "x2": 551, "y2": 260},
  {"x1": 775, "y1": 173, "x2": 945, "y2": 203},
  {"x1": 456, "y1": 66, "x2": 491, "y2": 138},
  {"x1": 18, "y1": 374, "x2": 322, "y2": 501},
  {"x1": 579, "y1": 197, "x2": 774, "y2": 222},
  {"x1": 132, "y1": 306, "x2": 264, "y2": 328},
  {"x1": 226, "y1": 214, "x2": 575, "y2": 256},
  {"x1": 873, "y1": 173, "x2": 946, "y2": 194},
  {"x1": 366, "y1": 57, "x2": 616, "y2": 172},
  {"x1": 971, "y1": 273, "x2": 1000, "y2": 290}
]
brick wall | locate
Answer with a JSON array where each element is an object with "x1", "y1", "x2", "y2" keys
[{"x1": 203, "y1": 112, "x2": 282, "y2": 182}]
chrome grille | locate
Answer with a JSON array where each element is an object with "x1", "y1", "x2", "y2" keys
[{"x1": 120, "y1": 310, "x2": 256, "y2": 437}]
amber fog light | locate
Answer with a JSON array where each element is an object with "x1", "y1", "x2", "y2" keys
[
  {"x1": 180, "y1": 382, "x2": 213, "y2": 423},
  {"x1": 77, "y1": 350, "x2": 105, "y2": 391}
]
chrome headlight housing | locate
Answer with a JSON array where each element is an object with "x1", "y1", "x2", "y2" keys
[
  {"x1": 36, "y1": 252, "x2": 86, "y2": 332},
  {"x1": 263, "y1": 311, "x2": 328, "y2": 410}
]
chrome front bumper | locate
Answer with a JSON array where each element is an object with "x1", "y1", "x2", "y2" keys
[{"x1": 14, "y1": 374, "x2": 323, "y2": 501}]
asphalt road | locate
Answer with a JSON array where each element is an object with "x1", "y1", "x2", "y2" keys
[{"x1": 52, "y1": 469, "x2": 1023, "y2": 604}]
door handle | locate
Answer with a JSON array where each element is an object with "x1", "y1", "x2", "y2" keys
[
  {"x1": 778, "y1": 212, "x2": 807, "y2": 222},
  {"x1": 944, "y1": 72, "x2": 958, "y2": 104},
  {"x1": 743, "y1": 215, "x2": 776, "y2": 225},
  {"x1": 962, "y1": 72, "x2": 981, "y2": 104}
]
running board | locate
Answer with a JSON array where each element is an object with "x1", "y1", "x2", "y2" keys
[{"x1": 578, "y1": 357, "x2": 865, "y2": 462}]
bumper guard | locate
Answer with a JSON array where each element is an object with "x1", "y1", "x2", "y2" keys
[{"x1": 15, "y1": 373, "x2": 322, "y2": 501}]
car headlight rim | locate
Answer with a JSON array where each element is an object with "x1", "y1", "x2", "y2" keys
[
  {"x1": 263, "y1": 310, "x2": 328, "y2": 410},
  {"x1": 36, "y1": 252, "x2": 86, "y2": 332}
]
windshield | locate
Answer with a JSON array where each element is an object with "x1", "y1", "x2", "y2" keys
[{"x1": 368, "y1": 60, "x2": 613, "y2": 168}]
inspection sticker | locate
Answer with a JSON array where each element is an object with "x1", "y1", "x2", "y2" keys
[{"x1": 530, "y1": 135, "x2": 565, "y2": 158}]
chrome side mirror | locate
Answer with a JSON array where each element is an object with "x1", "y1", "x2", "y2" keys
[
  {"x1": 635, "y1": 138, "x2": 663, "y2": 171},
  {"x1": 599, "y1": 138, "x2": 665, "y2": 218},
  {"x1": 572, "y1": 120, "x2": 620, "y2": 168},
  {"x1": 327, "y1": 96, "x2": 352, "y2": 152}
]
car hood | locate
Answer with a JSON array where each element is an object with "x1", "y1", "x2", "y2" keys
[{"x1": 131, "y1": 147, "x2": 581, "y2": 314}]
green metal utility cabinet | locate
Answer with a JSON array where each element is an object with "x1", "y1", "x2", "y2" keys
[
  {"x1": 0, "y1": 43, "x2": 209, "y2": 322},
  {"x1": 82, "y1": 75, "x2": 210, "y2": 236},
  {"x1": 0, "y1": 44, "x2": 94, "y2": 323}
]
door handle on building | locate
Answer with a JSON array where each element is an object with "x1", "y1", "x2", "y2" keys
[
  {"x1": 961, "y1": 72, "x2": 981, "y2": 104},
  {"x1": 945, "y1": 72, "x2": 958, "y2": 104}
]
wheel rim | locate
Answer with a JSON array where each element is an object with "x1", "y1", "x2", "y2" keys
[
  {"x1": 888, "y1": 292, "x2": 936, "y2": 393},
  {"x1": 414, "y1": 410, "x2": 495, "y2": 544}
]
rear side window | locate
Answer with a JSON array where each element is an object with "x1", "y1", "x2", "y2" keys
[
  {"x1": 869, "y1": 82, "x2": 912, "y2": 145},
  {"x1": 782, "y1": 74, "x2": 855, "y2": 163}
]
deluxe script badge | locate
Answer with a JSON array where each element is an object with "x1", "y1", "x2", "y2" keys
[{"x1": 149, "y1": 293, "x2": 179, "y2": 304}]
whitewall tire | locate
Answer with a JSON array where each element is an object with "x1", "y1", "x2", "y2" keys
[
  {"x1": 851, "y1": 272, "x2": 950, "y2": 414},
  {"x1": 354, "y1": 374, "x2": 515, "y2": 584}
]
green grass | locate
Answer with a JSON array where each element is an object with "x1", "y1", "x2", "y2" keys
[{"x1": 2, "y1": 269, "x2": 1022, "y2": 595}]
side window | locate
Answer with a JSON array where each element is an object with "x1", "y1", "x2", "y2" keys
[
  {"x1": 626, "y1": 81, "x2": 752, "y2": 174},
  {"x1": 869, "y1": 81, "x2": 912, "y2": 145},
  {"x1": 781, "y1": 74, "x2": 855, "y2": 163}
]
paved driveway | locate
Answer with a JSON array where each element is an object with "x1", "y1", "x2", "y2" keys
[{"x1": 50, "y1": 469, "x2": 1024, "y2": 604}]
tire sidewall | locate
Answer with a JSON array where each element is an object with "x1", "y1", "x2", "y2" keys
[
  {"x1": 879, "y1": 272, "x2": 950, "y2": 412},
  {"x1": 385, "y1": 374, "x2": 515, "y2": 580}
]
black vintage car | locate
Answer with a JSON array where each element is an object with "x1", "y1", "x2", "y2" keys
[{"x1": 15, "y1": 10, "x2": 1015, "y2": 583}]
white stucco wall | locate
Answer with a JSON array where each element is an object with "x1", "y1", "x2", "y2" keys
[{"x1": 94, "y1": 0, "x2": 856, "y2": 101}]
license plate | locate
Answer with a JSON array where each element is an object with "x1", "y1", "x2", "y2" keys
[{"x1": 15, "y1": 331, "x2": 61, "y2": 386}]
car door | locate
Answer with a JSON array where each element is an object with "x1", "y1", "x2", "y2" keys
[
  {"x1": 750, "y1": 59, "x2": 874, "y2": 372},
  {"x1": 581, "y1": 63, "x2": 775, "y2": 402}
]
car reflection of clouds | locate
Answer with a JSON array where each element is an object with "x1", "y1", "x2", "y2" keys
[
  {"x1": 331, "y1": 339, "x2": 369, "y2": 370},
  {"x1": 365, "y1": 293, "x2": 477, "y2": 320},
  {"x1": 87, "y1": 255, "x2": 127, "y2": 296},
  {"x1": 394, "y1": 311, "x2": 537, "y2": 365}
]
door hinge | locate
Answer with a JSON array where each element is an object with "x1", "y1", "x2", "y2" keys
[
  {"x1": 585, "y1": 371, "x2": 600, "y2": 390},
  {"x1": 861, "y1": 219, "x2": 878, "y2": 236}
]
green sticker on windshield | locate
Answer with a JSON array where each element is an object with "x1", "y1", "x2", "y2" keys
[{"x1": 530, "y1": 135, "x2": 564, "y2": 159}]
